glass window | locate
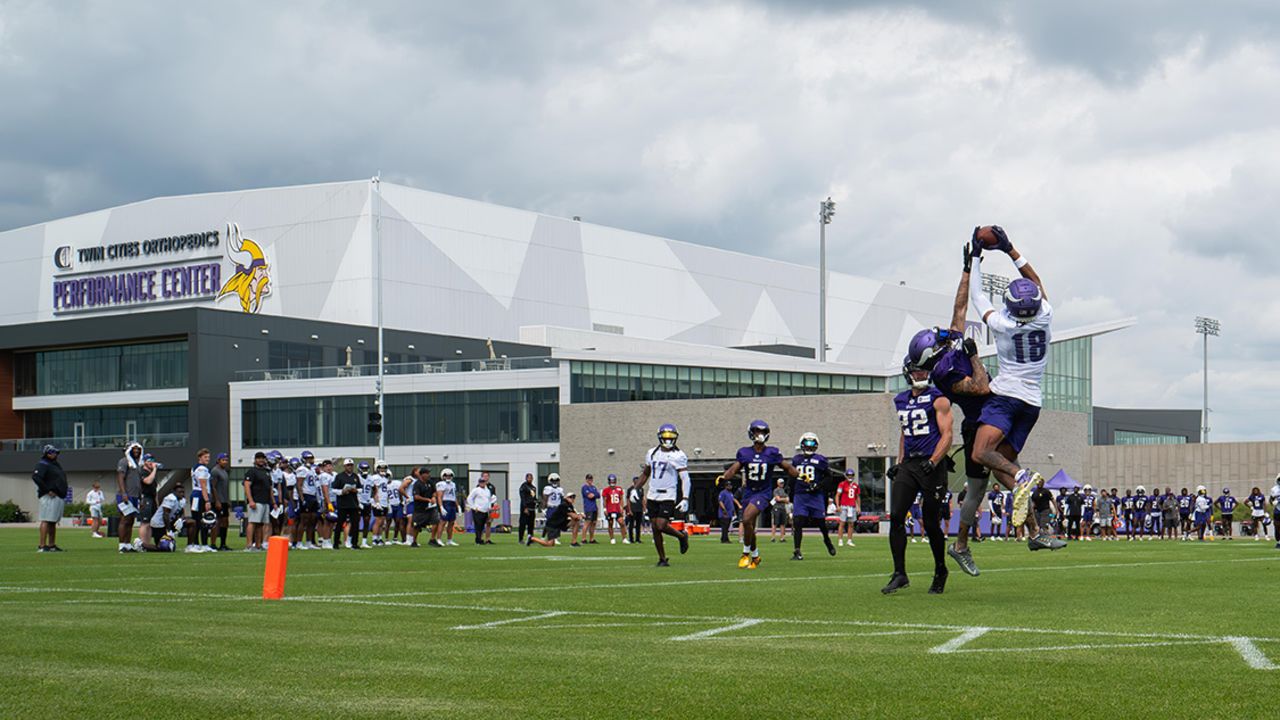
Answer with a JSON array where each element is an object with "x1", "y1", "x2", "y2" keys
[{"x1": 15, "y1": 340, "x2": 188, "y2": 396}]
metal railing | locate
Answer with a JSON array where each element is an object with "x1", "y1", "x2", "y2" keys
[
  {"x1": 232, "y1": 357, "x2": 558, "y2": 382},
  {"x1": 1, "y1": 432, "x2": 190, "y2": 453}
]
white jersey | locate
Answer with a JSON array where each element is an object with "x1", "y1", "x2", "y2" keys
[
  {"x1": 191, "y1": 465, "x2": 211, "y2": 496},
  {"x1": 297, "y1": 465, "x2": 318, "y2": 496},
  {"x1": 373, "y1": 475, "x2": 389, "y2": 508},
  {"x1": 357, "y1": 474, "x2": 374, "y2": 505},
  {"x1": 152, "y1": 492, "x2": 184, "y2": 529},
  {"x1": 1271, "y1": 483, "x2": 1280, "y2": 512},
  {"x1": 389, "y1": 477, "x2": 406, "y2": 506},
  {"x1": 1194, "y1": 495, "x2": 1213, "y2": 514},
  {"x1": 543, "y1": 484, "x2": 564, "y2": 509},
  {"x1": 318, "y1": 472, "x2": 334, "y2": 506},
  {"x1": 436, "y1": 480, "x2": 457, "y2": 504},
  {"x1": 86, "y1": 489, "x2": 104, "y2": 508},
  {"x1": 986, "y1": 300, "x2": 1053, "y2": 407},
  {"x1": 644, "y1": 447, "x2": 688, "y2": 500},
  {"x1": 283, "y1": 471, "x2": 297, "y2": 499}
]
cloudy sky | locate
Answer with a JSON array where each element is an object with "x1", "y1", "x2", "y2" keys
[{"x1": 2, "y1": 1, "x2": 1277, "y2": 441}]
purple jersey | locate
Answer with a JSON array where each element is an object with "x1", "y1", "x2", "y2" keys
[
  {"x1": 790, "y1": 453, "x2": 829, "y2": 495},
  {"x1": 1246, "y1": 494, "x2": 1266, "y2": 511},
  {"x1": 736, "y1": 445, "x2": 786, "y2": 494},
  {"x1": 929, "y1": 348, "x2": 986, "y2": 419},
  {"x1": 1133, "y1": 494, "x2": 1148, "y2": 512},
  {"x1": 1218, "y1": 495, "x2": 1237, "y2": 513},
  {"x1": 894, "y1": 387, "x2": 944, "y2": 458},
  {"x1": 581, "y1": 484, "x2": 599, "y2": 512},
  {"x1": 1177, "y1": 493, "x2": 1193, "y2": 513}
]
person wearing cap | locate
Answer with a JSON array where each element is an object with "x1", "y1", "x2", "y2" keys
[
  {"x1": 32, "y1": 444, "x2": 67, "y2": 552},
  {"x1": 835, "y1": 469, "x2": 860, "y2": 548},
  {"x1": 579, "y1": 474, "x2": 600, "y2": 545},
  {"x1": 467, "y1": 476, "x2": 496, "y2": 545},
  {"x1": 436, "y1": 468, "x2": 460, "y2": 546},
  {"x1": 1217, "y1": 487, "x2": 1238, "y2": 540},
  {"x1": 85, "y1": 481, "x2": 106, "y2": 539},
  {"x1": 527, "y1": 490, "x2": 582, "y2": 548},
  {"x1": 243, "y1": 451, "x2": 274, "y2": 551},
  {"x1": 136, "y1": 453, "x2": 160, "y2": 551},
  {"x1": 331, "y1": 459, "x2": 362, "y2": 550},
  {"x1": 115, "y1": 442, "x2": 146, "y2": 553},
  {"x1": 542, "y1": 473, "x2": 565, "y2": 539},
  {"x1": 211, "y1": 452, "x2": 233, "y2": 551},
  {"x1": 478, "y1": 471, "x2": 498, "y2": 544},
  {"x1": 601, "y1": 474, "x2": 625, "y2": 544},
  {"x1": 410, "y1": 467, "x2": 438, "y2": 547},
  {"x1": 187, "y1": 448, "x2": 214, "y2": 553},
  {"x1": 717, "y1": 476, "x2": 739, "y2": 544},
  {"x1": 517, "y1": 472, "x2": 538, "y2": 545}
]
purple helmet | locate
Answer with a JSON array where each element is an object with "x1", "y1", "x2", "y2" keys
[
  {"x1": 748, "y1": 419, "x2": 770, "y2": 443},
  {"x1": 1003, "y1": 278, "x2": 1042, "y2": 323},
  {"x1": 906, "y1": 328, "x2": 947, "y2": 371},
  {"x1": 657, "y1": 423, "x2": 679, "y2": 450}
]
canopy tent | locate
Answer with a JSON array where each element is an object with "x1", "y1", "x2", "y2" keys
[{"x1": 1044, "y1": 469, "x2": 1080, "y2": 490}]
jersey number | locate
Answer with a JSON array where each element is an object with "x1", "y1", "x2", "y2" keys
[
  {"x1": 1011, "y1": 330, "x2": 1047, "y2": 363},
  {"x1": 746, "y1": 462, "x2": 769, "y2": 483},
  {"x1": 651, "y1": 461, "x2": 668, "y2": 479},
  {"x1": 798, "y1": 465, "x2": 816, "y2": 483},
  {"x1": 898, "y1": 409, "x2": 931, "y2": 437}
]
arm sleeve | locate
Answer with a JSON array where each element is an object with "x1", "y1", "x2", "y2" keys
[
  {"x1": 679, "y1": 469, "x2": 691, "y2": 500},
  {"x1": 969, "y1": 256, "x2": 996, "y2": 321}
]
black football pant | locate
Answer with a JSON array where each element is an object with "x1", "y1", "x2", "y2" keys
[
  {"x1": 627, "y1": 512, "x2": 643, "y2": 543},
  {"x1": 518, "y1": 509, "x2": 535, "y2": 543},
  {"x1": 889, "y1": 458, "x2": 947, "y2": 576},
  {"x1": 1067, "y1": 515, "x2": 1081, "y2": 539},
  {"x1": 472, "y1": 511, "x2": 489, "y2": 543},
  {"x1": 336, "y1": 507, "x2": 360, "y2": 547},
  {"x1": 720, "y1": 516, "x2": 732, "y2": 541}
]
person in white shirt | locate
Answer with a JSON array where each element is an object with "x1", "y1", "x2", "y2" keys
[
  {"x1": 467, "y1": 476, "x2": 496, "y2": 545},
  {"x1": 542, "y1": 474, "x2": 565, "y2": 539},
  {"x1": 316, "y1": 459, "x2": 336, "y2": 549},
  {"x1": 436, "y1": 468, "x2": 460, "y2": 546},
  {"x1": 85, "y1": 482, "x2": 106, "y2": 538},
  {"x1": 639, "y1": 423, "x2": 691, "y2": 566},
  {"x1": 1269, "y1": 475, "x2": 1280, "y2": 549}
]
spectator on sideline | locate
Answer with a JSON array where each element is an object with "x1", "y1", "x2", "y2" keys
[
  {"x1": 836, "y1": 469, "x2": 860, "y2": 547},
  {"x1": 542, "y1": 473, "x2": 565, "y2": 539},
  {"x1": 32, "y1": 444, "x2": 67, "y2": 553},
  {"x1": 717, "y1": 477, "x2": 738, "y2": 543},
  {"x1": 1217, "y1": 488, "x2": 1237, "y2": 540},
  {"x1": 1192, "y1": 486, "x2": 1213, "y2": 541},
  {"x1": 188, "y1": 449, "x2": 214, "y2": 553},
  {"x1": 770, "y1": 478, "x2": 789, "y2": 542},
  {"x1": 1080, "y1": 486, "x2": 1096, "y2": 541},
  {"x1": 517, "y1": 472, "x2": 538, "y2": 545},
  {"x1": 332, "y1": 459, "x2": 362, "y2": 550},
  {"x1": 243, "y1": 451, "x2": 273, "y2": 551},
  {"x1": 467, "y1": 476, "x2": 495, "y2": 545},
  {"x1": 1245, "y1": 486, "x2": 1267, "y2": 541},
  {"x1": 436, "y1": 468, "x2": 460, "y2": 547},
  {"x1": 527, "y1": 491, "x2": 581, "y2": 547},
  {"x1": 1162, "y1": 487, "x2": 1179, "y2": 540},
  {"x1": 601, "y1": 474, "x2": 625, "y2": 544},
  {"x1": 1031, "y1": 478, "x2": 1056, "y2": 535},
  {"x1": 580, "y1": 474, "x2": 600, "y2": 544},
  {"x1": 211, "y1": 452, "x2": 232, "y2": 551},
  {"x1": 410, "y1": 468, "x2": 437, "y2": 548},
  {"x1": 1064, "y1": 486, "x2": 1084, "y2": 540},
  {"x1": 479, "y1": 471, "x2": 497, "y2": 544},
  {"x1": 1177, "y1": 487, "x2": 1194, "y2": 540},
  {"x1": 136, "y1": 454, "x2": 159, "y2": 551},
  {"x1": 987, "y1": 487, "x2": 1006, "y2": 540},
  {"x1": 357, "y1": 461, "x2": 375, "y2": 548},
  {"x1": 1096, "y1": 488, "x2": 1115, "y2": 540},
  {"x1": 625, "y1": 476, "x2": 645, "y2": 544},
  {"x1": 115, "y1": 442, "x2": 145, "y2": 553},
  {"x1": 86, "y1": 481, "x2": 106, "y2": 539}
]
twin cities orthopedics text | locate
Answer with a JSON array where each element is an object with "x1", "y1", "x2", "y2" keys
[{"x1": 52, "y1": 261, "x2": 222, "y2": 311}]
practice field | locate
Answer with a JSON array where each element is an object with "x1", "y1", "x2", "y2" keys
[{"x1": 1, "y1": 529, "x2": 1276, "y2": 719}]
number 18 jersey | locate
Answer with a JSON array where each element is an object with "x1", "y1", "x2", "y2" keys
[{"x1": 986, "y1": 299, "x2": 1053, "y2": 408}]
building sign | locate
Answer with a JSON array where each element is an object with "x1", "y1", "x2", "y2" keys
[{"x1": 51, "y1": 224, "x2": 271, "y2": 315}]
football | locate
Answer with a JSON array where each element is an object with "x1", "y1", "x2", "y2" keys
[{"x1": 974, "y1": 225, "x2": 1001, "y2": 248}]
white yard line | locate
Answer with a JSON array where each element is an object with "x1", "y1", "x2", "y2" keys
[
  {"x1": 670, "y1": 619, "x2": 764, "y2": 641},
  {"x1": 930, "y1": 627, "x2": 991, "y2": 654},
  {"x1": 948, "y1": 639, "x2": 1222, "y2": 654},
  {"x1": 1226, "y1": 636, "x2": 1279, "y2": 670},
  {"x1": 452, "y1": 611, "x2": 567, "y2": 630}
]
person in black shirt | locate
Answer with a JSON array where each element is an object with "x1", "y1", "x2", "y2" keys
[
  {"x1": 1064, "y1": 486, "x2": 1085, "y2": 540},
  {"x1": 1030, "y1": 479, "x2": 1058, "y2": 541},
  {"x1": 517, "y1": 473, "x2": 538, "y2": 544},
  {"x1": 331, "y1": 459, "x2": 362, "y2": 549},
  {"x1": 243, "y1": 451, "x2": 274, "y2": 550},
  {"x1": 527, "y1": 492, "x2": 582, "y2": 547},
  {"x1": 32, "y1": 445, "x2": 68, "y2": 552},
  {"x1": 410, "y1": 470, "x2": 437, "y2": 548},
  {"x1": 625, "y1": 476, "x2": 645, "y2": 544}
]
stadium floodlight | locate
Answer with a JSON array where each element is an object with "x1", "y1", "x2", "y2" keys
[
  {"x1": 373, "y1": 174, "x2": 385, "y2": 460},
  {"x1": 981, "y1": 273, "x2": 1011, "y2": 344},
  {"x1": 1194, "y1": 316, "x2": 1220, "y2": 443},
  {"x1": 818, "y1": 197, "x2": 835, "y2": 363}
]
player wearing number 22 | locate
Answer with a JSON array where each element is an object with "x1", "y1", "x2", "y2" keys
[
  {"x1": 640, "y1": 423, "x2": 691, "y2": 567},
  {"x1": 883, "y1": 359, "x2": 953, "y2": 595},
  {"x1": 721, "y1": 420, "x2": 800, "y2": 569}
]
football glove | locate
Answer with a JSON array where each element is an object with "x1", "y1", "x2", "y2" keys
[
  {"x1": 962, "y1": 243, "x2": 973, "y2": 273},
  {"x1": 921, "y1": 459, "x2": 935, "y2": 475},
  {"x1": 990, "y1": 225, "x2": 1013, "y2": 253},
  {"x1": 968, "y1": 227, "x2": 984, "y2": 258},
  {"x1": 963, "y1": 337, "x2": 979, "y2": 357},
  {"x1": 676, "y1": 499, "x2": 688, "y2": 514},
  {"x1": 886, "y1": 465, "x2": 900, "y2": 480}
]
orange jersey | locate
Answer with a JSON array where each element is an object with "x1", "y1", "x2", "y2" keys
[
  {"x1": 602, "y1": 485, "x2": 624, "y2": 512},
  {"x1": 837, "y1": 480, "x2": 861, "y2": 507}
]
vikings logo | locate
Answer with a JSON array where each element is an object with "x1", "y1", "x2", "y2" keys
[{"x1": 217, "y1": 223, "x2": 271, "y2": 313}]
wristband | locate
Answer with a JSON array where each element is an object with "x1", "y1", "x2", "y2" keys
[{"x1": 1014, "y1": 256, "x2": 1029, "y2": 269}]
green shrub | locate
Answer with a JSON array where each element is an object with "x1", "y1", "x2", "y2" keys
[{"x1": 0, "y1": 499, "x2": 22, "y2": 523}]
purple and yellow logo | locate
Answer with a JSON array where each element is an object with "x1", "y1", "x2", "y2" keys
[{"x1": 217, "y1": 223, "x2": 271, "y2": 313}]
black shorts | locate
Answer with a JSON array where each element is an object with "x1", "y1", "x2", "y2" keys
[
  {"x1": 301, "y1": 497, "x2": 320, "y2": 514},
  {"x1": 373, "y1": 507, "x2": 387, "y2": 517},
  {"x1": 545, "y1": 527, "x2": 563, "y2": 540},
  {"x1": 606, "y1": 511, "x2": 621, "y2": 521},
  {"x1": 960, "y1": 419, "x2": 990, "y2": 479},
  {"x1": 138, "y1": 495, "x2": 157, "y2": 521},
  {"x1": 647, "y1": 500, "x2": 675, "y2": 520},
  {"x1": 584, "y1": 510, "x2": 599, "y2": 523},
  {"x1": 412, "y1": 514, "x2": 434, "y2": 530}
]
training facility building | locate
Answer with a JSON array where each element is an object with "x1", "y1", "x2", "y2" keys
[{"x1": 0, "y1": 179, "x2": 1269, "y2": 520}]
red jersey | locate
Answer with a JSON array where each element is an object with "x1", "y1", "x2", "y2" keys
[
  {"x1": 602, "y1": 485, "x2": 624, "y2": 512},
  {"x1": 837, "y1": 480, "x2": 861, "y2": 507}
]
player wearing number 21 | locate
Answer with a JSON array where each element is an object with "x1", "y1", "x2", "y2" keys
[
  {"x1": 721, "y1": 420, "x2": 801, "y2": 569},
  {"x1": 966, "y1": 226, "x2": 1064, "y2": 553}
]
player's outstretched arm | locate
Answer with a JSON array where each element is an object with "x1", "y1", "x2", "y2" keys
[
  {"x1": 949, "y1": 338, "x2": 991, "y2": 396},
  {"x1": 721, "y1": 461, "x2": 742, "y2": 481},
  {"x1": 953, "y1": 243, "x2": 974, "y2": 333},
  {"x1": 968, "y1": 255, "x2": 997, "y2": 324},
  {"x1": 1006, "y1": 246, "x2": 1047, "y2": 300}
]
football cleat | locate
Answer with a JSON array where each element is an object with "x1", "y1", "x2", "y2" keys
[
  {"x1": 824, "y1": 536, "x2": 836, "y2": 556},
  {"x1": 747, "y1": 555, "x2": 762, "y2": 569},
  {"x1": 791, "y1": 550, "x2": 803, "y2": 561},
  {"x1": 738, "y1": 553, "x2": 752, "y2": 568},
  {"x1": 881, "y1": 572, "x2": 910, "y2": 595},
  {"x1": 656, "y1": 558, "x2": 670, "y2": 567},
  {"x1": 928, "y1": 568, "x2": 949, "y2": 594},
  {"x1": 947, "y1": 543, "x2": 980, "y2": 576},
  {"x1": 1010, "y1": 471, "x2": 1040, "y2": 527},
  {"x1": 1028, "y1": 533, "x2": 1068, "y2": 551},
  {"x1": 678, "y1": 531, "x2": 689, "y2": 555}
]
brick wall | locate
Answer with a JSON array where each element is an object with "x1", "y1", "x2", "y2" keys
[{"x1": 0, "y1": 351, "x2": 23, "y2": 442}]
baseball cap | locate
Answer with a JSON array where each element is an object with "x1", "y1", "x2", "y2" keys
[
  {"x1": 343, "y1": 458, "x2": 354, "y2": 466},
  {"x1": 254, "y1": 451, "x2": 267, "y2": 459},
  {"x1": 216, "y1": 452, "x2": 229, "y2": 461},
  {"x1": 566, "y1": 491, "x2": 577, "y2": 498},
  {"x1": 42, "y1": 444, "x2": 60, "y2": 456}
]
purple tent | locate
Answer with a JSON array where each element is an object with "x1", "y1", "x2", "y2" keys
[{"x1": 1044, "y1": 469, "x2": 1080, "y2": 490}]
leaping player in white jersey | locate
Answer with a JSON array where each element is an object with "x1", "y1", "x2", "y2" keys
[
  {"x1": 966, "y1": 226, "x2": 1066, "y2": 552},
  {"x1": 639, "y1": 423, "x2": 691, "y2": 567}
]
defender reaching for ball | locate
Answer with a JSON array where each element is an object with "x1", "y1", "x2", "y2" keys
[
  {"x1": 966, "y1": 226, "x2": 1065, "y2": 553},
  {"x1": 721, "y1": 420, "x2": 800, "y2": 569},
  {"x1": 883, "y1": 355, "x2": 953, "y2": 595}
]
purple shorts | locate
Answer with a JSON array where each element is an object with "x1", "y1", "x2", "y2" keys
[
  {"x1": 744, "y1": 491, "x2": 772, "y2": 513},
  {"x1": 792, "y1": 493, "x2": 826, "y2": 519},
  {"x1": 978, "y1": 394, "x2": 1041, "y2": 454}
]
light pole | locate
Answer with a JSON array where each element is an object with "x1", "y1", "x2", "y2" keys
[
  {"x1": 981, "y1": 272, "x2": 1011, "y2": 345},
  {"x1": 373, "y1": 174, "x2": 385, "y2": 460},
  {"x1": 1194, "y1": 316, "x2": 1220, "y2": 443},
  {"x1": 818, "y1": 197, "x2": 835, "y2": 363}
]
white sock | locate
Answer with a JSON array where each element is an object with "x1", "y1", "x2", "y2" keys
[
  {"x1": 751, "y1": 548, "x2": 760, "y2": 558},
  {"x1": 742, "y1": 543, "x2": 751, "y2": 554}
]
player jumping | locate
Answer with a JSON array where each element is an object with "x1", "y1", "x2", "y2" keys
[
  {"x1": 965, "y1": 227, "x2": 1066, "y2": 554},
  {"x1": 722, "y1": 420, "x2": 800, "y2": 569},
  {"x1": 639, "y1": 423, "x2": 691, "y2": 567}
]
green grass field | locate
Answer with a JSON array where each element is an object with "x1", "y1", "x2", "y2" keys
[{"x1": 2, "y1": 527, "x2": 1277, "y2": 719}]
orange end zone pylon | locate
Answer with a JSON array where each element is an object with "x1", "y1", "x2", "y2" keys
[{"x1": 263, "y1": 535, "x2": 290, "y2": 600}]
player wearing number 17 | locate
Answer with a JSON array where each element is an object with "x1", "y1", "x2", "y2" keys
[
  {"x1": 639, "y1": 423, "x2": 691, "y2": 567},
  {"x1": 721, "y1": 420, "x2": 800, "y2": 569},
  {"x1": 967, "y1": 226, "x2": 1066, "y2": 553}
]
